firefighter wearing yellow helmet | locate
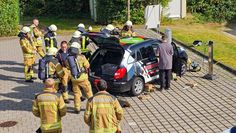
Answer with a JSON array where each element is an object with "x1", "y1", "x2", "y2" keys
[{"x1": 18, "y1": 26, "x2": 36, "y2": 82}]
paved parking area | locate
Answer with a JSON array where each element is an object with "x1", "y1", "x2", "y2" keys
[{"x1": 0, "y1": 30, "x2": 235, "y2": 133}]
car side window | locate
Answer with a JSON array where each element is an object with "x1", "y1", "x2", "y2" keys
[
  {"x1": 139, "y1": 46, "x2": 156, "y2": 60},
  {"x1": 137, "y1": 51, "x2": 142, "y2": 61}
]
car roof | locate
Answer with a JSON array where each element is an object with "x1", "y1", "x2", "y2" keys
[
  {"x1": 85, "y1": 32, "x2": 162, "y2": 50},
  {"x1": 126, "y1": 39, "x2": 161, "y2": 51}
]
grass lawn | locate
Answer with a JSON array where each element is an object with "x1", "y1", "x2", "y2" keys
[{"x1": 161, "y1": 16, "x2": 236, "y2": 69}]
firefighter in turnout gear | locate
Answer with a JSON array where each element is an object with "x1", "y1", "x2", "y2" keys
[
  {"x1": 33, "y1": 78, "x2": 67, "y2": 133},
  {"x1": 18, "y1": 26, "x2": 36, "y2": 82},
  {"x1": 84, "y1": 79, "x2": 124, "y2": 133},
  {"x1": 30, "y1": 18, "x2": 45, "y2": 57},
  {"x1": 121, "y1": 20, "x2": 136, "y2": 37},
  {"x1": 56, "y1": 41, "x2": 70, "y2": 103},
  {"x1": 44, "y1": 24, "x2": 58, "y2": 52},
  {"x1": 68, "y1": 31, "x2": 81, "y2": 47},
  {"x1": 40, "y1": 47, "x2": 69, "y2": 103},
  {"x1": 66, "y1": 42, "x2": 93, "y2": 114}
]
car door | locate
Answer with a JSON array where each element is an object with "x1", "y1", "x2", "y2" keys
[
  {"x1": 135, "y1": 45, "x2": 159, "y2": 83},
  {"x1": 171, "y1": 42, "x2": 182, "y2": 76}
]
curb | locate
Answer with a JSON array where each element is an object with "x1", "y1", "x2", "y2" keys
[{"x1": 173, "y1": 38, "x2": 236, "y2": 76}]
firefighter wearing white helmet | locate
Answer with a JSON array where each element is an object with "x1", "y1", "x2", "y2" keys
[
  {"x1": 40, "y1": 47, "x2": 69, "y2": 103},
  {"x1": 121, "y1": 20, "x2": 136, "y2": 37},
  {"x1": 77, "y1": 23, "x2": 86, "y2": 33},
  {"x1": 66, "y1": 42, "x2": 93, "y2": 114},
  {"x1": 44, "y1": 24, "x2": 58, "y2": 52},
  {"x1": 18, "y1": 26, "x2": 37, "y2": 82},
  {"x1": 68, "y1": 31, "x2": 81, "y2": 47},
  {"x1": 106, "y1": 24, "x2": 115, "y2": 31},
  {"x1": 100, "y1": 24, "x2": 115, "y2": 37}
]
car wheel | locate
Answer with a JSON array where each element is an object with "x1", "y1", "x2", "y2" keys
[
  {"x1": 131, "y1": 77, "x2": 144, "y2": 96},
  {"x1": 180, "y1": 60, "x2": 187, "y2": 75}
]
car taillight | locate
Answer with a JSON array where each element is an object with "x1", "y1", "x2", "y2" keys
[{"x1": 114, "y1": 68, "x2": 127, "y2": 80}]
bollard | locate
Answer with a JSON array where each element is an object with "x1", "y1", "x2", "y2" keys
[
  {"x1": 165, "y1": 28, "x2": 172, "y2": 44},
  {"x1": 203, "y1": 41, "x2": 217, "y2": 80}
]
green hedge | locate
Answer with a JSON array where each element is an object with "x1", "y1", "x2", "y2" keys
[
  {"x1": 188, "y1": 0, "x2": 236, "y2": 23},
  {"x1": 20, "y1": 0, "x2": 89, "y2": 18},
  {"x1": 0, "y1": 0, "x2": 19, "y2": 36},
  {"x1": 96, "y1": 0, "x2": 154, "y2": 24}
]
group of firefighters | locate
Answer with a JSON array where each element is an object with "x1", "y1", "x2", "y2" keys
[{"x1": 18, "y1": 18, "x2": 136, "y2": 133}]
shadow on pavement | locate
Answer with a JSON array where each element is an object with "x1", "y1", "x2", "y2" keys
[
  {"x1": 0, "y1": 76, "x2": 43, "y2": 111},
  {"x1": 0, "y1": 61, "x2": 23, "y2": 66},
  {"x1": 0, "y1": 74, "x2": 25, "y2": 83},
  {"x1": 0, "y1": 66, "x2": 23, "y2": 73}
]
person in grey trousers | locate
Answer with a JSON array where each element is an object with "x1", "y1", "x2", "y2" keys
[{"x1": 157, "y1": 34, "x2": 174, "y2": 90}]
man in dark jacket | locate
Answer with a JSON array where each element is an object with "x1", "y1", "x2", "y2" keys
[
  {"x1": 56, "y1": 41, "x2": 70, "y2": 103},
  {"x1": 157, "y1": 34, "x2": 174, "y2": 90}
]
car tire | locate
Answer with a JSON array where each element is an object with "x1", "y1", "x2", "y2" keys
[
  {"x1": 130, "y1": 77, "x2": 144, "y2": 96},
  {"x1": 180, "y1": 59, "x2": 187, "y2": 75}
]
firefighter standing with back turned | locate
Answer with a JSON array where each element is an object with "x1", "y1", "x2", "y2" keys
[
  {"x1": 32, "y1": 78, "x2": 67, "y2": 133},
  {"x1": 66, "y1": 42, "x2": 93, "y2": 114},
  {"x1": 18, "y1": 26, "x2": 36, "y2": 82},
  {"x1": 30, "y1": 18, "x2": 45, "y2": 58},
  {"x1": 84, "y1": 79, "x2": 124, "y2": 133},
  {"x1": 38, "y1": 47, "x2": 69, "y2": 103}
]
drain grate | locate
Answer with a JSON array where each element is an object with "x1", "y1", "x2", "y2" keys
[{"x1": 0, "y1": 121, "x2": 17, "y2": 127}]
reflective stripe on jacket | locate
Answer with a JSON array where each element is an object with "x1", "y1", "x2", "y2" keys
[
  {"x1": 30, "y1": 24, "x2": 43, "y2": 46},
  {"x1": 84, "y1": 91, "x2": 124, "y2": 133},
  {"x1": 32, "y1": 88, "x2": 67, "y2": 132},
  {"x1": 20, "y1": 38, "x2": 34, "y2": 58}
]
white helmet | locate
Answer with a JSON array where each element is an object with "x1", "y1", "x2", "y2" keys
[
  {"x1": 88, "y1": 26, "x2": 93, "y2": 32},
  {"x1": 106, "y1": 24, "x2": 115, "y2": 31},
  {"x1": 71, "y1": 42, "x2": 81, "y2": 49},
  {"x1": 48, "y1": 24, "x2": 57, "y2": 32},
  {"x1": 77, "y1": 23, "x2": 85, "y2": 28},
  {"x1": 47, "y1": 47, "x2": 58, "y2": 56},
  {"x1": 72, "y1": 31, "x2": 81, "y2": 38},
  {"x1": 125, "y1": 20, "x2": 133, "y2": 26},
  {"x1": 21, "y1": 26, "x2": 31, "y2": 34}
]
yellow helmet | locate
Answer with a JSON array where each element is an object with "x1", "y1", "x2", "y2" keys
[{"x1": 47, "y1": 47, "x2": 58, "y2": 55}]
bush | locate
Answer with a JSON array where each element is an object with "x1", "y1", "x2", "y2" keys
[
  {"x1": 20, "y1": 0, "x2": 89, "y2": 18},
  {"x1": 0, "y1": 0, "x2": 19, "y2": 36},
  {"x1": 96, "y1": 0, "x2": 158, "y2": 24},
  {"x1": 188, "y1": 0, "x2": 236, "y2": 23}
]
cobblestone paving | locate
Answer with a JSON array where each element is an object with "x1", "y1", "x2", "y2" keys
[{"x1": 0, "y1": 30, "x2": 235, "y2": 133}]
